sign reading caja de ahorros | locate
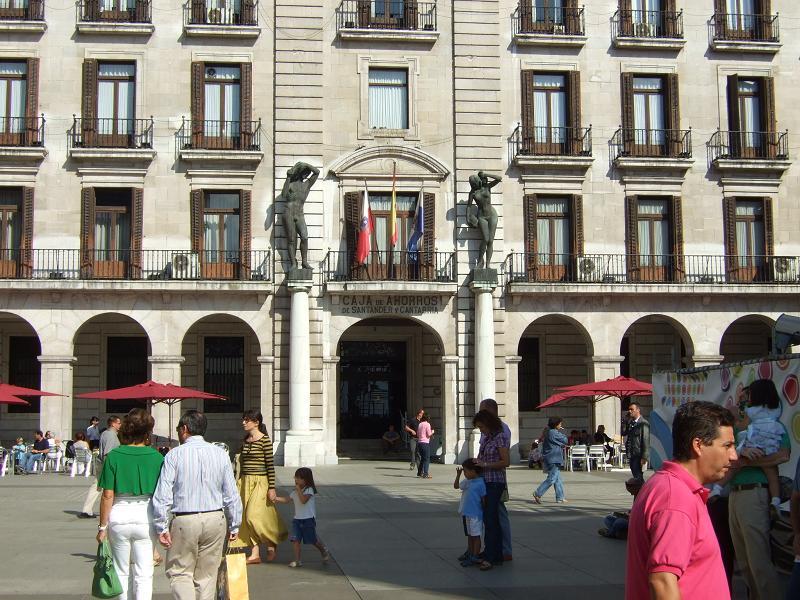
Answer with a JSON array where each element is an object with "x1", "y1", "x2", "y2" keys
[{"x1": 336, "y1": 295, "x2": 443, "y2": 316}]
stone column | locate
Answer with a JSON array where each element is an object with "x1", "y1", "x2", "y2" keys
[
  {"x1": 590, "y1": 355, "x2": 624, "y2": 440},
  {"x1": 504, "y1": 355, "x2": 522, "y2": 461},
  {"x1": 322, "y1": 356, "x2": 340, "y2": 465},
  {"x1": 469, "y1": 276, "x2": 497, "y2": 455},
  {"x1": 284, "y1": 277, "x2": 315, "y2": 467},
  {"x1": 148, "y1": 355, "x2": 185, "y2": 442},
  {"x1": 257, "y1": 355, "x2": 275, "y2": 437},
  {"x1": 38, "y1": 355, "x2": 76, "y2": 440},
  {"x1": 441, "y1": 355, "x2": 459, "y2": 464},
  {"x1": 691, "y1": 354, "x2": 724, "y2": 368}
]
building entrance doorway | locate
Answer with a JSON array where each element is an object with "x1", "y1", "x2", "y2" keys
[{"x1": 339, "y1": 340, "x2": 407, "y2": 440}]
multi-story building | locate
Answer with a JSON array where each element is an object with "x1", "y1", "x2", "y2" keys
[{"x1": 0, "y1": 0, "x2": 797, "y2": 463}]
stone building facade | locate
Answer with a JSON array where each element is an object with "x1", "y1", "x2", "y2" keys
[{"x1": 0, "y1": 0, "x2": 798, "y2": 463}]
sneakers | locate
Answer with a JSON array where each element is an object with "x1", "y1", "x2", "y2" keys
[
  {"x1": 598, "y1": 527, "x2": 611, "y2": 538},
  {"x1": 556, "y1": 499, "x2": 568, "y2": 504},
  {"x1": 321, "y1": 550, "x2": 331, "y2": 564},
  {"x1": 409, "y1": 463, "x2": 415, "y2": 471},
  {"x1": 460, "y1": 554, "x2": 480, "y2": 567},
  {"x1": 77, "y1": 512, "x2": 96, "y2": 519},
  {"x1": 288, "y1": 561, "x2": 303, "y2": 568},
  {"x1": 457, "y1": 550, "x2": 469, "y2": 561}
]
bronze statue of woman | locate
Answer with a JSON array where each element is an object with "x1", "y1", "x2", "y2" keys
[{"x1": 467, "y1": 171, "x2": 501, "y2": 269}]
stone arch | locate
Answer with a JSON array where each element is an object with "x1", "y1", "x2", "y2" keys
[
  {"x1": 328, "y1": 145, "x2": 450, "y2": 181},
  {"x1": 720, "y1": 314, "x2": 775, "y2": 362},
  {"x1": 0, "y1": 311, "x2": 44, "y2": 437}
]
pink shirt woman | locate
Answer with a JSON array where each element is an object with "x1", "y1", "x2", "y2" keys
[
  {"x1": 416, "y1": 418, "x2": 435, "y2": 478},
  {"x1": 417, "y1": 421, "x2": 432, "y2": 443}
]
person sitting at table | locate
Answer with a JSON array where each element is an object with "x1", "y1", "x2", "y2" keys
[
  {"x1": 381, "y1": 424, "x2": 402, "y2": 454},
  {"x1": 568, "y1": 430, "x2": 580, "y2": 445},
  {"x1": 593, "y1": 425, "x2": 615, "y2": 459},
  {"x1": 20, "y1": 430, "x2": 50, "y2": 473}
]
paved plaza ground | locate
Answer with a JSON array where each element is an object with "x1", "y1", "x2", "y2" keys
[{"x1": 6, "y1": 458, "x2": 765, "y2": 600}]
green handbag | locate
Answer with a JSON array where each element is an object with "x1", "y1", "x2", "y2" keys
[{"x1": 92, "y1": 539, "x2": 123, "y2": 599}]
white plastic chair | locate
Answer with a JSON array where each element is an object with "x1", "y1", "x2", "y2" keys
[
  {"x1": 617, "y1": 443, "x2": 627, "y2": 468},
  {"x1": 588, "y1": 445, "x2": 611, "y2": 471},
  {"x1": 568, "y1": 445, "x2": 589, "y2": 472},
  {"x1": 70, "y1": 447, "x2": 93, "y2": 477},
  {"x1": 43, "y1": 443, "x2": 63, "y2": 472},
  {"x1": 0, "y1": 449, "x2": 8, "y2": 477}
]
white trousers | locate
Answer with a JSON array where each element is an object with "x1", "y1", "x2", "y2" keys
[{"x1": 108, "y1": 498, "x2": 155, "y2": 600}]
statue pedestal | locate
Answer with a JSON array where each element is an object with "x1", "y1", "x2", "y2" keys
[
  {"x1": 287, "y1": 267, "x2": 313, "y2": 281},
  {"x1": 472, "y1": 268, "x2": 498, "y2": 286},
  {"x1": 470, "y1": 272, "x2": 497, "y2": 408}
]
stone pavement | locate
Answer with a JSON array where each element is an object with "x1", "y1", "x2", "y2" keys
[{"x1": 0, "y1": 462, "x2": 640, "y2": 599}]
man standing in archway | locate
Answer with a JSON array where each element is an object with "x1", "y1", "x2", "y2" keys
[
  {"x1": 480, "y1": 398, "x2": 513, "y2": 561},
  {"x1": 405, "y1": 408, "x2": 423, "y2": 471}
]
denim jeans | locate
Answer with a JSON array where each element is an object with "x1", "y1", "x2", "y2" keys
[
  {"x1": 417, "y1": 442, "x2": 430, "y2": 476},
  {"x1": 535, "y1": 463, "x2": 565, "y2": 501},
  {"x1": 483, "y1": 482, "x2": 505, "y2": 563},
  {"x1": 629, "y1": 455, "x2": 644, "y2": 481},
  {"x1": 22, "y1": 452, "x2": 44, "y2": 472},
  {"x1": 499, "y1": 500, "x2": 512, "y2": 556},
  {"x1": 409, "y1": 437, "x2": 418, "y2": 466},
  {"x1": 787, "y1": 561, "x2": 800, "y2": 600}
]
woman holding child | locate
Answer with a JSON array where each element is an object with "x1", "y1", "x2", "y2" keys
[{"x1": 473, "y1": 409, "x2": 510, "y2": 569}]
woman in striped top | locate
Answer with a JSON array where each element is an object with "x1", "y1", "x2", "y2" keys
[{"x1": 232, "y1": 409, "x2": 288, "y2": 564}]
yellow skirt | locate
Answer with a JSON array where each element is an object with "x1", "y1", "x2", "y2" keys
[{"x1": 230, "y1": 474, "x2": 288, "y2": 548}]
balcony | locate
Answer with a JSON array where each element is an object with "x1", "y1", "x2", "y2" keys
[
  {"x1": 0, "y1": 115, "x2": 47, "y2": 161},
  {"x1": 323, "y1": 250, "x2": 457, "y2": 295},
  {"x1": 68, "y1": 117, "x2": 155, "y2": 161},
  {"x1": 512, "y1": 4, "x2": 586, "y2": 47},
  {"x1": 0, "y1": 0, "x2": 46, "y2": 33},
  {"x1": 611, "y1": 9, "x2": 684, "y2": 50},
  {"x1": 709, "y1": 12, "x2": 780, "y2": 53},
  {"x1": 0, "y1": 249, "x2": 271, "y2": 286},
  {"x1": 176, "y1": 118, "x2": 263, "y2": 163},
  {"x1": 509, "y1": 123, "x2": 593, "y2": 170},
  {"x1": 183, "y1": 0, "x2": 260, "y2": 37},
  {"x1": 611, "y1": 127, "x2": 693, "y2": 172},
  {"x1": 76, "y1": 0, "x2": 154, "y2": 35},
  {"x1": 502, "y1": 252, "x2": 800, "y2": 293},
  {"x1": 707, "y1": 130, "x2": 790, "y2": 173},
  {"x1": 336, "y1": 0, "x2": 438, "y2": 42}
]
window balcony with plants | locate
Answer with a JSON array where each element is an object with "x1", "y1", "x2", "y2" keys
[
  {"x1": 336, "y1": 0, "x2": 438, "y2": 42},
  {"x1": 76, "y1": 0, "x2": 154, "y2": 35},
  {"x1": 709, "y1": 11, "x2": 780, "y2": 53},
  {"x1": 0, "y1": 0, "x2": 46, "y2": 33},
  {"x1": 183, "y1": 0, "x2": 260, "y2": 37},
  {"x1": 611, "y1": 8, "x2": 685, "y2": 50},
  {"x1": 512, "y1": 3, "x2": 586, "y2": 47}
]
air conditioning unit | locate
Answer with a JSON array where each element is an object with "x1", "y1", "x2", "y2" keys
[
  {"x1": 771, "y1": 256, "x2": 798, "y2": 283},
  {"x1": 170, "y1": 251, "x2": 200, "y2": 280},
  {"x1": 577, "y1": 255, "x2": 604, "y2": 282}
]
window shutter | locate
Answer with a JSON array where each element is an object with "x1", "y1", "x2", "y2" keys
[
  {"x1": 570, "y1": 195, "x2": 583, "y2": 282},
  {"x1": 621, "y1": 73, "x2": 635, "y2": 152},
  {"x1": 520, "y1": 0, "x2": 533, "y2": 32},
  {"x1": 131, "y1": 188, "x2": 144, "y2": 279},
  {"x1": 625, "y1": 196, "x2": 639, "y2": 279},
  {"x1": 191, "y1": 62, "x2": 205, "y2": 147},
  {"x1": 190, "y1": 190, "x2": 203, "y2": 253},
  {"x1": 81, "y1": 59, "x2": 98, "y2": 147},
  {"x1": 240, "y1": 190, "x2": 252, "y2": 278},
  {"x1": 422, "y1": 192, "x2": 435, "y2": 277},
  {"x1": 20, "y1": 187, "x2": 34, "y2": 278},
  {"x1": 619, "y1": 0, "x2": 633, "y2": 37},
  {"x1": 404, "y1": 0, "x2": 418, "y2": 30},
  {"x1": 670, "y1": 196, "x2": 684, "y2": 282},
  {"x1": 726, "y1": 74, "x2": 741, "y2": 156},
  {"x1": 80, "y1": 188, "x2": 96, "y2": 278},
  {"x1": 567, "y1": 71, "x2": 582, "y2": 153},
  {"x1": 713, "y1": 0, "x2": 726, "y2": 36},
  {"x1": 521, "y1": 71, "x2": 536, "y2": 155},
  {"x1": 357, "y1": 0, "x2": 370, "y2": 27},
  {"x1": 344, "y1": 191, "x2": 361, "y2": 271},
  {"x1": 722, "y1": 196, "x2": 737, "y2": 277},
  {"x1": 85, "y1": 0, "x2": 100, "y2": 20},
  {"x1": 664, "y1": 0, "x2": 677, "y2": 37},
  {"x1": 523, "y1": 194, "x2": 538, "y2": 278},
  {"x1": 240, "y1": 63, "x2": 253, "y2": 149},
  {"x1": 564, "y1": 0, "x2": 580, "y2": 35},
  {"x1": 191, "y1": 0, "x2": 206, "y2": 23},
  {"x1": 763, "y1": 197, "x2": 774, "y2": 257},
  {"x1": 25, "y1": 58, "x2": 39, "y2": 146},
  {"x1": 762, "y1": 76, "x2": 777, "y2": 134},
  {"x1": 241, "y1": 0, "x2": 256, "y2": 24},
  {"x1": 762, "y1": 0, "x2": 774, "y2": 39},
  {"x1": 664, "y1": 74, "x2": 681, "y2": 156}
]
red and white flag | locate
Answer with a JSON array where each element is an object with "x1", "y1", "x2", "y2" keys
[{"x1": 355, "y1": 182, "x2": 373, "y2": 264}]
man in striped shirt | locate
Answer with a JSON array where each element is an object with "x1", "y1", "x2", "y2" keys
[{"x1": 153, "y1": 410, "x2": 242, "y2": 600}]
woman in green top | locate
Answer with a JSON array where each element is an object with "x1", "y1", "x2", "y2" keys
[
  {"x1": 230, "y1": 409, "x2": 287, "y2": 564},
  {"x1": 96, "y1": 409, "x2": 164, "y2": 600}
]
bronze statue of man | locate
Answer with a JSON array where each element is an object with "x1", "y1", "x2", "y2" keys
[
  {"x1": 280, "y1": 161, "x2": 319, "y2": 270},
  {"x1": 467, "y1": 170, "x2": 501, "y2": 269}
]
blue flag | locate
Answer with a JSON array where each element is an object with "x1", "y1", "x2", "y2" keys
[{"x1": 407, "y1": 191, "x2": 424, "y2": 262}]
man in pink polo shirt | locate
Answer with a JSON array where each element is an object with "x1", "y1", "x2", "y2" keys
[{"x1": 626, "y1": 401, "x2": 737, "y2": 599}]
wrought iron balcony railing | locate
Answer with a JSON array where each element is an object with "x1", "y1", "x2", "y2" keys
[
  {"x1": 69, "y1": 117, "x2": 154, "y2": 150},
  {"x1": 323, "y1": 250, "x2": 456, "y2": 284},
  {"x1": 612, "y1": 9, "x2": 683, "y2": 39},
  {"x1": 611, "y1": 127, "x2": 692, "y2": 160},
  {"x1": 710, "y1": 12, "x2": 779, "y2": 42},
  {"x1": 77, "y1": 0, "x2": 152, "y2": 23},
  {"x1": 509, "y1": 123, "x2": 592, "y2": 160},
  {"x1": 0, "y1": 115, "x2": 45, "y2": 147},
  {"x1": 502, "y1": 253, "x2": 800, "y2": 286},
  {"x1": 512, "y1": 4, "x2": 584, "y2": 36},
  {"x1": 707, "y1": 130, "x2": 789, "y2": 162},
  {"x1": 0, "y1": 249, "x2": 271, "y2": 282},
  {"x1": 176, "y1": 118, "x2": 262, "y2": 152},
  {"x1": 0, "y1": 0, "x2": 44, "y2": 20},
  {"x1": 336, "y1": 0, "x2": 437, "y2": 32},
  {"x1": 184, "y1": 0, "x2": 258, "y2": 26}
]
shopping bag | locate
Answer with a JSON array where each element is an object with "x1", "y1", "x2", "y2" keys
[
  {"x1": 91, "y1": 539, "x2": 123, "y2": 599},
  {"x1": 225, "y1": 551, "x2": 249, "y2": 600}
]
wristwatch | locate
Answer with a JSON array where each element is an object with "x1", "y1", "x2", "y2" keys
[{"x1": 98, "y1": 525, "x2": 108, "y2": 531}]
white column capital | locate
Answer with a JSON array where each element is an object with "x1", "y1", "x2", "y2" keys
[
  {"x1": 257, "y1": 355, "x2": 276, "y2": 365},
  {"x1": 440, "y1": 355, "x2": 459, "y2": 365},
  {"x1": 323, "y1": 356, "x2": 340, "y2": 365},
  {"x1": 590, "y1": 355, "x2": 625, "y2": 365},
  {"x1": 288, "y1": 280, "x2": 313, "y2": 293},
  {"x1": 505, "y1": 355, "x2": 522, "y2": 364},
  {"x1": 37, "y1": 355, "x2": 76, "y2": 365},
  {"x1": 469, "y1": 281, "x2": 497, "y2": 294},
  {"x1": 692, "y1": 354, "x2": 725, "y2": 366},
  {"x1": 148, "y1": 355, "x2": 186, "y2": 365}
]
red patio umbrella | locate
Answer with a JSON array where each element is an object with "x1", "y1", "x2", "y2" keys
[
  {"x1": 538, "y1": 376, "x2": 652, "y2": 409},
  {"x1": 0, "y1": 381, "x2": 62, "y2": 398},
  {"x1": 0, "y1": 389, "x2": 29, "y2": 405},
  {"x1": 78, "y1": 380, "x2": 225, "y2": 442}
]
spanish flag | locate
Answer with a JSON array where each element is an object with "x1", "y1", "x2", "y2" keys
[{"x1": 389, "y1": 161, "x2": 398, "y2": 248}]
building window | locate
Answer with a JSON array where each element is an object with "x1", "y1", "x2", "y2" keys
[
  {"x1": 626, "y1": 195, "x2": 683, "y2": 282},
  {"x1": 97, "y1": 62, "x2": 135, "y2": 141},
  {"x1": 368, "y1": 193, "x2": 416, "y2": 260},
  {"x1": 0, "y1": 187, "x2": 21, "y2": 266},
  {"x1": 524, "y1": 194, "x2": 582, "y2": 281},
  {"x1": 734, "y1": 200, "x2": 765, "y2": 264},
  {"x1": 94, "y1": 188, "x2": 131, "y2": 268},
  {"x1": 106, "y1": 337, "x2": 148, "y2": 413},
  {"x1": 536, "y1": 197, "x2": 569, "y2": 266},
  {"x1": 204, "y1": 191, "x2": 240, "y2": 264},
  {"x1": 521, "y1": 70, "x2": 581, "y2": 155},
  {"x1": 636, "y1": 197, "x2": 669, "y2": 267},
  {"x1": 6, "y1": 336, "x2": 41, "y2": 414},
  {"x1": 724, "y1": 197, "x2": 772, "y2": 282},
  {"x1": 368, "y1": 68, "x2": 408, "y2": 130},
  {"x1": 204, "y1": 337, "x2": 244, "y2": 413},
  {"x1": 532, "y1": 74, "x2": 566, "y2": 146},
  {"x1": 0, "y1": 61, "x2": 26, "y2": 141},
  {"x1": 518, "y1": 337, "x2": 540, "y2": 411},
  {"x1": 205, "y1": 65, "x2": 241, "y2": 138},
  {"x1": 632, "y1": 77, "x2": 665, "y2": 146},
  {"x1": 725, "y1": 0, "x2": 759, "y2": 31}
]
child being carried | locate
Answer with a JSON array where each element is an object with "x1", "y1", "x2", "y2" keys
[{"x1": 738, "y1": 382, "x2": 784, "y2": 508}]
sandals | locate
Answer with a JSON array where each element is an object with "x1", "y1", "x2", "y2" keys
[
  {"x1": 246, "y1": 557, "x2": 262, "y2": 565},
  {"x1": 265, "y1": 547, "x2": 277, "y2": 562},
  {"x1": 478, "y1": 560, "x2": 493, "y2": 571},
  {"x1": 532, "y1": 494, "x2": 542, "y2": 504},
  {"x1": 288, "y1": 560, "x2": 303, "y2": 568},
  {"x1": 423, "y1": 474, "x2": 432, "y2": 479}
]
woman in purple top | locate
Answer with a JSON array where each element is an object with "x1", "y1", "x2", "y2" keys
[
  {"x1": 416, "y1": 414, "x2": 434, "y2": 479},
  {"x1": 474, "y1": 409, "x2": 510, "y2": 569}
]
